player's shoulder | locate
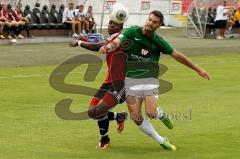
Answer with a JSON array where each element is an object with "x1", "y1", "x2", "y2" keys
[
  {"x1": 125, "y1": 25, "x2": 141, "y2": 31},
  {"x1": 153, "y1": 32, "x2": 164, "y2": 41}
]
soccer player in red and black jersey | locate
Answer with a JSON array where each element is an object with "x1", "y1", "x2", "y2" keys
[
  {"x1": 0, "y1": 4, "x2": 14, "y2": 39},
  {"x1": 0, "y1": 4, "x2": 6, "y2": 39},
  {"x1": 1, "y1": 4, "x2": 20, "y2": 39},
  {"x1": 8, "y1": 3, "x2": 26, "y2": 38},
  {"x1": 70, "y1": 19, "x2": 127, "y2": 149}
]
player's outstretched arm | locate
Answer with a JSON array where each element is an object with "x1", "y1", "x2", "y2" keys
[
  {"x1": 171, "y1": 49, "x2": 210, "y2": 80},
  {"x1": 69, "y1": 40, "x2": 108, "y2": 51},
  {"x1": 99, "y1": 38, "x2": 121, "y2": 54}
]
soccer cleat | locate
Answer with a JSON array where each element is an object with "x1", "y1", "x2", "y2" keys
[
  {"x1": 161, "y1": 138, "x2": 176, "y2": 151},
  {"x1": 160, "y1": 113, "x2": 174, "y2": 129},
  {"x1": 16, "y1": 34, "x2": 24, "y2": 39},
  {"x1": 7, "y1": 35, "x2": 13, "y2": 39},
  {"x1": 72, "y1": 33, "x2": 79, "y2": 38},
  {"x1": 116, "y1": 112, "x2": 128, "y2": 133},
  {"x1": 96, "y1": 137, "x2": 110, "y2": 150},
  {"x1": 0, "y1": 35, "x2": 6, "y2": 39}
]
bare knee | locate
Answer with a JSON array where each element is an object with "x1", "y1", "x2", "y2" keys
[
  {"x1": 146, "y1": 111, "x2": 157, "y2": 119},
  {"x1": 130, "y1": 113, "x2": 143, "y2": 126}
]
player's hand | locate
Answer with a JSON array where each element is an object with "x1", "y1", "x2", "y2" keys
[
  {"x1": 99, "y1": 45, "x2": 111, "y2": 54},
  {"x1": 197, "y1": 68, "x2": 210, "y2": 80},
  {"x1": 69, "y1": 40, "x2": 78, "y2": 47}
]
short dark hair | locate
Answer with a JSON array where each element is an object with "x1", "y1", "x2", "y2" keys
[{"x1": 149, "y1": 10, "x2": 165, "y2": 26}]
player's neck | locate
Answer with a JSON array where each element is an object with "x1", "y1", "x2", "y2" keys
[{"x1": 142, "y1": 28, "x2": 153, "y2": 37}]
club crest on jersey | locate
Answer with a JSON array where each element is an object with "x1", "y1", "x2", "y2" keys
[{"x1": 141, "y1": 49, "x2": 149, "y2": 56}]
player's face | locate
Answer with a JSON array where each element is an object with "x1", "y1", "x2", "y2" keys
[
  {"x1": 2, "y1": 4, "x2": 7, "y2": 11},
  {"x1": 88, "y1": 6, "x2": 92, "y2": 12},
  {"x1": 144, "y1": 14, "x2": 161, "y2": 32},
  {"x1": 79, "y1": 6, "x2": 84, "y2": 12},
  {"x1": 69, "y1": 4, "x2": 74, "y2": 10},
  {"x1": 108, "y1": 20, "x2": 122, "y2": 35},
  {"x1": 16, "y1": 5, "x2": 22, "y2": 11}
]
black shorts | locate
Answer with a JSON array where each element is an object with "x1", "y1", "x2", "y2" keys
[
  {"x1": 234, "y1": 20, "x2": 240, "y2": 27},
  {"x1": 93, "y1": 82, "x2": 125, "y2": 104},
  {"x1": 214, "y1": 20, "x2": 227, "y2": 29},
  {"x1": 63, "y1": 21, "x2": 72, "y2": 28}
]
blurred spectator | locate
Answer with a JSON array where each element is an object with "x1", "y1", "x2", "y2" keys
[
  {"x1": 226, "y1": 9, "x2": 235, "y2": 33},
  {"x1": 75, "y1": 4, "x2": 89, "y2": 34},
  {"x1": 207, "y1": 7, "x2": 215, "y2": 34},
  {"x1": 191, "y1": 7, "x2": 198, "y2": 25},
  {"x1": 23, "y1": 5, "x2": 33, "y2": 22},
  {"x1": 233, "y1": 6, "x2": 240, "y2": 33},
  {"x1": 13, "y1": 3, "x2": 32, "y2": 38},
  {"x1": 86, "y1": 5, "x2": 96, "y2": 33},
  {"x1": 59, "y1": 4, "x2": 65, "y2": 22},
  {"x1": 8, "y1": 3, "x2": 25, "y2": 39},
  {"x1": 50, "y1": 5, "x2": 59, "y2": 23},
  {"x1": 32, "y1": 2, "x2": 42, "y2": 24},
  {"x1": 63, "y1": 2, "x2": 81, "y2": 37},
  {"x1": 1, "y1": 4, "x2": 19, "y2": 39},
  {"x1": 214, "y1": 1, "x2": 231, "y2": 39},
  {"x1": 42, "y1": 5, "x2": 51, "y2": 23}
]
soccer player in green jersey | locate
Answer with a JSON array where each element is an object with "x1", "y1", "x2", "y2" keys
[{"x1": 99, "y1": 10, "x2": 210, "y2": 151}]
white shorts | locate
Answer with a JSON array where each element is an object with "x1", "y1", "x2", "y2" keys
[{"x1": 125, "y1": 77, "x2": 159, "y2": 98}]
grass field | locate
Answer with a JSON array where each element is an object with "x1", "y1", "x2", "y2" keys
[{"x1": 0, "y1": 28, "x2": 240, "y2": 159}]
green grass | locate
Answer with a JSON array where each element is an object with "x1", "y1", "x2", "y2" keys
[{"x1": 0, "y1": 28, "x2": 240, "y2": 159}]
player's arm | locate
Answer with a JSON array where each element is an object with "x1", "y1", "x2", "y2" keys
[
  {"x1": 171, "y1": 49, "x2": 210, "y2": 80},
  {"x1": 99, "y1": 38, "x2": 121, "y2": 54},
  {"x1": 69, "y1": 40, "x2": 109, "y2": 51}
]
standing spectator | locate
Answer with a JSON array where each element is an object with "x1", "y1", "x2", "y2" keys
[
  {"x1": 62, "y1": 2, "x2": 81, "y2": 38},
  {"x1": 233, "y1": 6, "x2": 240, "y2": 33},
  {"x1": 214, "y1": 1, "x2": 231, "y2": 39},
  {"x1": 207, "y1": 7, "x2": 216, "y2": 34},
  {"x1": 86, "y1": 5, "x2": 96, "y2": 33},
  {"x1": 75, "y1": 4, "x2": 89, "y2": 34}
]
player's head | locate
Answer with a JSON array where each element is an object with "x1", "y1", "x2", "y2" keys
[
  {"x1": 144, "y1": 10, "x2": 164, "y2": 32},
  {"x1": 79, "y1": 4, "x2": 84, "y2": 12},
  {"x1": 223, "y1": 1, "x2": 227, "y2": 6},
  {"x1": 68, "y1": 2, "x2": 74, "y2": 10},
  {"x1": 108, "y1": 20, "x2": 123, "y2": 35},
  {"x1": 16, "y1": 3, "x2": 22, "y2": 11},
  {"x1": 88, "y1": 5, "x2": 93, "y2": 12},
  {"x1": 2, "y1": 4, "x2": 7, "y2": 11}
]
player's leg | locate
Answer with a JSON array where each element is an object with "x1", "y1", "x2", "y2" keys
[
  {"x1": 5, "y1": 22, "x2": 12, "y2": 39},
  {"x1": 10, "y1": 21, "x2": 19, "y2": 38},
  {"x1": 68, "y1": 20, "x2": 77, "y2": 38},
  {"x1": 84, "y1": 20, "x2": 89, "y2": 34},
  {"x1": 88, "y1": 83, "x2": 127, "y2": 149},
  {"x1": 0, "y1": 22, "x2": 5, "y2": 39},
  {"x1": 125, "y1": 78, "x2": 176, "y2": 150},
  {"x1": 16, "y1": 21, "x2": 25, "y2": 39},
  {"x1": 145, "y1": 95, "x2": 173, "y2": 129}
]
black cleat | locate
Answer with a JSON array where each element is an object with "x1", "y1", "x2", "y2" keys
[{"x1": 116, "y1": 112, "x2": 128, "y2": 133}]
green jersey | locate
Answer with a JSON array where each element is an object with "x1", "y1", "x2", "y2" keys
[{"x1": 118, "y1": 26, "x2": 174, "y2": 78}]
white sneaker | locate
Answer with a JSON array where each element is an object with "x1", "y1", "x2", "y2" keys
[
  {"x1": 72, "y1": 33, "x2": 79, "y2": 38},
  {"x1": 216, "y1": 36, "x2": 224, "y2": 40}
]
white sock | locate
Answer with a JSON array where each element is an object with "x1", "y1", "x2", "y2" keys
[
  {"x1": 157, "y1": 107, "x2": 164, "y2": 119},
  {"x1": 139, "y1": 119, "x2": 165, "y2": 144}
]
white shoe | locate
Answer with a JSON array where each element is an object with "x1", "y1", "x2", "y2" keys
[
  {"x1": 72, "y1": 33, "x2": 79, "y2": 38},
  {"x1": 216, "y1": 36, "x2": 224, "y2": 40}
]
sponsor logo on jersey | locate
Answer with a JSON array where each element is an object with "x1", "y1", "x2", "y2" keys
[{"x1": 141, "y1": 49, "x2": 149, "y2": 56}]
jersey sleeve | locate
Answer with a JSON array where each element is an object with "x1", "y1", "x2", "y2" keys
[
  {"x1": 158, "y1": 36, "x2": 174, "y2": 55},
  {"x1": 106, "y1": 33, "x2": 120, "y2": 42},
  {"x1": 117, "y1": 26, "x2": 135, "y2": 41}
]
